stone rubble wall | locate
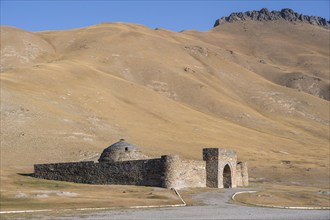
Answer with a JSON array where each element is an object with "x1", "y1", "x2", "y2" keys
[
  {"x1": 34, "y1": 157, "x2": 207, "y2": 188},
  {"x1": 179, "y1": 159, "x2": 206, "y2": 188},
  {"x1": 34, "y1": 149, "x2": 247, "y2": 189},
  {"x1": 161, "y1": 155, "x2": 206, "y2": 189},
  {"x1": 34, "y1": 159, "x2": 165, "y2": 187}
]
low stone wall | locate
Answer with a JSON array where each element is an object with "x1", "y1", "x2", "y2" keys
[
  {"x1": 179, "y1": 159, "x2": 206, "y2": 188},
  {"x1": 34, "y1": 159, "x2": 164, "y2": 187},
  {"x1": 161, "y1": 156, "x2": 206, "y2": 189},
  {"x1": 34, "y1": 150, "x2": 247, "y2": 189},
  {"x1": 34, "y1": 157, "x2": 207, "y2": 189}
]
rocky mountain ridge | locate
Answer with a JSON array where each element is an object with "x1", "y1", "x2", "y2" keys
[{"x1": 214, "y1": 8, "x2": 330, "y2": 28}]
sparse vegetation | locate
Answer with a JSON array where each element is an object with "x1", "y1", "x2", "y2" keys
[
  {"x1": 0, "y1": 9, "x2": 329, "y2": 215},
  {"x1": 233, "y1": 183, "x2": 330, "y2": 208},
  {"x1": 0, "y1": 168, "x2": 181, "y2": 212}
]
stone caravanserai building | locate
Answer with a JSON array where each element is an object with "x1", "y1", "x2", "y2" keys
[{"x1": 34, "y1": 139, "x2": 248, "y2": 189}]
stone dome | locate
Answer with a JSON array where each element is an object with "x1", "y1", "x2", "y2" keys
[{"x1": 98, "y1": 139, "x2": 148, "y2": 163}]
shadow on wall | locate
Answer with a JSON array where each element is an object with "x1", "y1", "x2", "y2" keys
[{"x1": 17, "y1": 173, "x2": 34, "y2": 177}]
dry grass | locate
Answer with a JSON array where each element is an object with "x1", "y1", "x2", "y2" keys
[
  {"x1": 0, "y1": 167, "x2": 181, "y2": 212},
  {"x1": 234, "y1": 183, "x2": 330, "y2": 208}
]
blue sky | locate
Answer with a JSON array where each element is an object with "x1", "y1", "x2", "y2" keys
[{"x1": 1, "y1": 1, "x2": 329, "y2": 32}]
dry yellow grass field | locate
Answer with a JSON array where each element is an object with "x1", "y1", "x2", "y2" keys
[
  {"x1": 233, "y1": 183, "x2": 330, "y2": 208},
  {"x1": 0, "y1": 19, "x2": 329, "y2": 210},
  {"x1": 0, "y1": 168, "x2": 181, "y2": 211}
]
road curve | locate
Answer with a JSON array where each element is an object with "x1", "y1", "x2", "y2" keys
[{"x1": 44, "y1": 189, "x2": 330, "y2": 220}]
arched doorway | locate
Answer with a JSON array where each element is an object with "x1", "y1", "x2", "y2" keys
[{"x1": 223, "y1": 164, "x2": 232, "y2": 188}]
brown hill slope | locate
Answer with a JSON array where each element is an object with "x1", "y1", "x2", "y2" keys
[{"x1": 0, "y1": 20, "x2": 329, "y2": 187}]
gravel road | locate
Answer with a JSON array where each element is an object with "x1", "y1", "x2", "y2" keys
[{"x1": 44, "y1": 189, "x2": 329, "y2": 220}]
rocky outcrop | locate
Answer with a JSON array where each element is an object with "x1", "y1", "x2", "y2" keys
[
  {"x1": 214, "y1": 8, "x2": 330, "y2": 28},
  {"x1": 278, "y1": 72, "x2": 330, "y2": 101}
]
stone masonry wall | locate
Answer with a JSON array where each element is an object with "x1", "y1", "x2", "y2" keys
[
  {"x1": 34, "y1": 148, "x2": 246, "y2": 189},
  {"x1": 236, "y1": 162, "x2": 249, "y2": 187},
  {"x1": 203, "y1": 148, "x2": 238, "y2": 188},
  {"x1": 161, "y1": 155, "x2": 206, "y2": 189},
  {"x1": 179, "y1": 159, "x2": 206, "y2": 188},
  {"x1": 34, "y1": 157, "x2": 207, "y2": 189},
  {"x1": 34, "y1": 159, "x2": 164, "y2": 187},
  {"x1": 236, "y1": 163, "x2": 243, "y2": 186}
]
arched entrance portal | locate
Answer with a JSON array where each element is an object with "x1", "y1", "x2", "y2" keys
[{"x1": 223, "y1": 164, "x2": 232, "y2": 188}]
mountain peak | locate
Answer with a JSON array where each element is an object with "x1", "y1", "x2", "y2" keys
[{"x1": 214, "y1": 8, "x2": 330, "y2": 28}]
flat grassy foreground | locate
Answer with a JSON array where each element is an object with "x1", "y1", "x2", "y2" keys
[
  {"x1": 0, "y1": 167, "x2": 181, "y2": 212},
  {"x1": 1, "y1": 167, "x2": 329, "y2": 219},
  {"x1": 234, "y1": 182, "x2": 330, "y2": 208}
]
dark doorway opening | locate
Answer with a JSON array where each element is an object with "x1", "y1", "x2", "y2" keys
[{"x1": 223, "y1": 164, "x2": 232, "y2": 188}]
